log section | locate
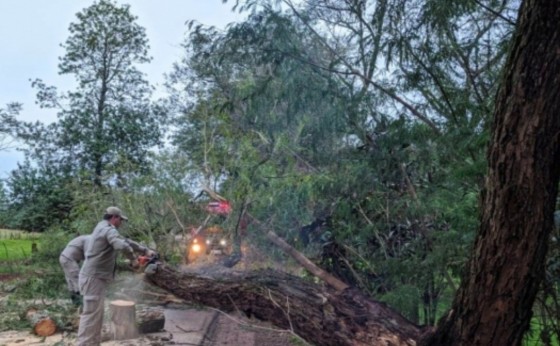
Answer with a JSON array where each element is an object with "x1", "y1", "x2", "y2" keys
[
  {"x1": 109, "y1": 300, "x2": 138, "y2": 340},
  {"x1": 25, "y1": 308, "x2": 57, "y2": 337},
  {"x1": 137, "y1": 305, "x2": 165, "y2": 334}
]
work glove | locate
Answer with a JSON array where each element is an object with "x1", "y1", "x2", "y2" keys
[{"x1": 129, "y1": 258, "x2": 140, "y2": 270}]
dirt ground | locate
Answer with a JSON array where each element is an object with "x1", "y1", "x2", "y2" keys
[
  {"x1": 0, "y1": 302, "x2": 298, "y2": 346},
  {"x1": 204, "y1": 312, "x2": 297, "y2": 346}
]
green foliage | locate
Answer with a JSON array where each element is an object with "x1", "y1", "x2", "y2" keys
[
  {"x1": 3, "y1": 160, "x2": 74, "y2": 232},
  {"x1": 163, "y1": 2, "x2": 508, "y2": 326},
  {"x1": 380, "y1": 284, "x2": 420, "y2": 322},
  {"x1": 32, "y1": 230, "x2": 72, "y2": 263},
  {"x1": 15, "y1": 0, "x2": 164, "y2": 188},
  {"x1": 0, "y1": 103, "x2": 20, "y2": 152},
  {"x1": 523, "y1": 319, "x2": 560, "y2": 346},
  {"x1": 0, "y1": 273, "x2": 75, "y2": 333},
  {"x1": 0, "y1": 181, "x2": 9, "y2": 228},
  {"x1": 11, "y1": 270, "x2": 67, "y2": 300},
  {"x1": 0, "y1": 230, "x2": 73, "y2": 333},
  {"x1": 1, "y1": 0, "x2": 167, "y2": 231}
]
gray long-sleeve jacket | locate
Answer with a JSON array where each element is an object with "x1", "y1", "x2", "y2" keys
[
  {"x1": 80, "y1": 220, "x2": 148, "y2": 281},
  {"x1": 60, "y1": 235, "x2": 91, "y2": 262}
]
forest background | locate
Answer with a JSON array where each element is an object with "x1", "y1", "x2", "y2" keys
[{"x1": 1, "y1": 0, "x2": 558, "y2": 344}]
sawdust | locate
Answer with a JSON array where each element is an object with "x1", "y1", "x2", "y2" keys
[{"x1": 0, "y1": 313, "x2": 299, "y2": 346}]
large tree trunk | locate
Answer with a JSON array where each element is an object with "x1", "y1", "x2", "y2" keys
[
  {"x1": 145, "y1": 265, "x2": 426, "y2": 346},
  {"x1": 425, "y1": 1, "x2": 560, "y2": 345}
]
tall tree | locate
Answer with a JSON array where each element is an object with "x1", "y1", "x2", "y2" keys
[
  {"x1": 0, "y1": 103, "x2": 20, "y2": 151},
  {"x1": 424, "y1": 0, "x2": 560, "y2": 344},
  {"x1": 32, "y1": 0, "x2": 162, "y2": 187}
]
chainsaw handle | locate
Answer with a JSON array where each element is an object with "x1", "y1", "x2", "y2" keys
[{"x1": 137, "y1": 255, "x2": 150, "y2": 266}]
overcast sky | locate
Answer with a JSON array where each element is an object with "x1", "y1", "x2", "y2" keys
[{"x1": 0, "y1": 0, "x2": 246, "y2": 178}]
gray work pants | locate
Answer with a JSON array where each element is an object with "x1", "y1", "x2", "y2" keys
[
  {"x1": 59, "y1": 255, "x2": 80, "y2": 293},
  {"x1": 77, "y1": 275, "x2": 108, "y2": 346}
]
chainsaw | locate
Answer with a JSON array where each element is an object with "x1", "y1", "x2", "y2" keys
[{"x1": 137, "y1": 252, "x2": 159, "y2": 266}]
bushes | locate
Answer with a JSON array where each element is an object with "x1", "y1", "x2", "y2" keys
[{"x1": 3, "y1": 161, "x2": 74, "y2": 232}]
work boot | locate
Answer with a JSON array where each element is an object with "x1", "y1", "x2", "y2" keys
[{"x1": 70, "y1": 291, "x2": 82, "y2": 306}]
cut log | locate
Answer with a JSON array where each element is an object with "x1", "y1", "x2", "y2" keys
[
  {"x1": 102, "y1": 304, "x2": 164, "y2": 341},
  {"x1": 145, "y1": 264, "x2": 427, "y2": 346},
  {"x1": 137, "y1": 305, "x2": 165, "y2": 334},
  {"x1": 25, "y1": 308, "x2": 57, "y2": 337},
  {"x1": 109, "y1": 300, "x2": 138, "y2": 340}
]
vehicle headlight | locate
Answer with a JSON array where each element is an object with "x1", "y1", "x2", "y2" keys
[
  {"x1": 192, "y1": 243, "x2": 201, "y2": 253},
  {"x1": 219, "y1": 239, "x2": 227, "y2": 247}
]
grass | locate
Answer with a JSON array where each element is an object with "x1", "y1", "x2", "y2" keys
[
  {"x1": 0, "y1": 229, "x2": 72, "y2": 333},
  {"x1": 0, "y1": 229, "x2": 40, "y2": 262},
  {"x1": 0, "y1": 239, "x2": 37, "y2": 261}
]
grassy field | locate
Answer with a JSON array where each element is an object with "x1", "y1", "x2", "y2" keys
[{"x1": 0, "y1": 229, "x2": 40, "y2": 261}]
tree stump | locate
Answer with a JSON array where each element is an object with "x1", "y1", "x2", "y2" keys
[
  {"x1": 109, "y1": 300, "x2": 138, "y2": 340},
  {"x1": 25, "y1": 308, "x2": 57, "y2": 337},
  {"x1": 102, "y1": 304, "x2": 165, "y2": 341}
]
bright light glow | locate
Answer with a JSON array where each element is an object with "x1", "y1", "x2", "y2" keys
[
  {"x1": 206, "y1": 239, "x2": 211, "y2": 245},
  {"x1": 219, "y1": 239, "x2": 227, "y2": 246},
  {"x1": 192, "y1": 243, "x2": 201, "y2": 253}
]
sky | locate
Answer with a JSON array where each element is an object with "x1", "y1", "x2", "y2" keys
[{"x1": 0, "y1": 0, "x2": 246, "y2": 178}]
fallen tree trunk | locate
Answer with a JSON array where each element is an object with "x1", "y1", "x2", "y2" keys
[{"x1": 144, "y1": 264, "x2": 426, "y2": 345}]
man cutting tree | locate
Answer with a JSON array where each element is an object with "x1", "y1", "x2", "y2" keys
[{"x1": 76, "y1": 206, "x2": 154, "y2": 346}]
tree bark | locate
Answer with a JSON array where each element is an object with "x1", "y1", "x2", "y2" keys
[
  {"x1": 145, "y1": 264, "x2": 426, "y2": 346},
  {"x1": 136, "y1": 305, "x2": 165, "y2": 334},
  {"x1": 109, "y1": 300, "x2": 139, "y2": 340},
  {"x1": 424, "y1": 1, "x2": 560, "y2": 345},
  {"x1": 100, "y1": 304, "x2": 164, "y2": 341}
]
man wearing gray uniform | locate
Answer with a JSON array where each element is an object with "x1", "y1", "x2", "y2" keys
[
  {"x1": 77, "y1": 206, "x2": 153, "y2": 346},
  {"x1": 59, "y1": 234, "x2": 91, "y2": 305}
]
